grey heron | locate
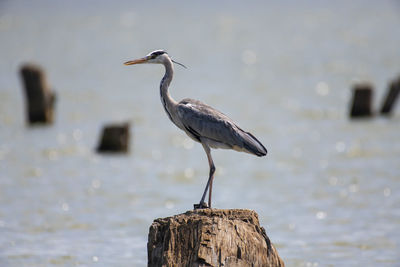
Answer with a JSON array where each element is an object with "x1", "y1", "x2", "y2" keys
[{"x1": 124, "y1": 50, "x2": 267, "y2": 209}]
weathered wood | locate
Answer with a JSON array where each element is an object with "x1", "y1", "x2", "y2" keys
[
  {"x1": 96, "y1": 122, "x2": 130, "y2": 153},
  {"x1": 380, "y1": 77, "x2": 400, "y2": 116},
  {"x1": 349, "y1": 83, "x2": 374, "y2": 118},
  {"x1": 148, "y1": 209, "x2": 284, "y2": 267},
  {"x1": 20, "y1": 64, "x2": 56, "y2": 124}
]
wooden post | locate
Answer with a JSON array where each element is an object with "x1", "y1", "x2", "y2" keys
[
  {"x1": 20, "y1": 64, "x2": 56, "y2": 124},
  {"x1": 148, "y1": 209, "x2": 285, "y2": 267},
  {"x1": 349, "y1": 83, "x2": 374, "y2": 118},
  {"x1": 96, "y1": 122, "x2": 130, "y2": 153},
  {"x1": 380, "y1": 77, "x2": 400, "y2": 116}
]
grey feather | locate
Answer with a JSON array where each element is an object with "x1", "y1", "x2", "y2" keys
[{"x1": 177, "y1": 98, "x2": 267, "y2": 157}]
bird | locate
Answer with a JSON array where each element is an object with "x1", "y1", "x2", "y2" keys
[{"x1": 124, "y1": 50, "x2": 267, "y2": 209}]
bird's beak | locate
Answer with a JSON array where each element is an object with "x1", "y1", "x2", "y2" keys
[{"x1": 124, "y1": 57, "x2": 149, "y2": 66}]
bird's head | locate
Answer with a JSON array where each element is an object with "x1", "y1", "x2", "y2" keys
[{"x1": 124, "y1": 50, "x2": 186, "y2": 68}]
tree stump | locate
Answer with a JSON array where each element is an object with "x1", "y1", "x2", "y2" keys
[
  {"x1": 148, "y1": 209, "x2": 284, "y2": 267},
  {"x1": 96, "y1": 122, "x2": 130, "y2": 153},
  {"x1": 20, "y1": 64, "x2": 56, "y2": 124},
  {"x1": 349, "y1": 83, "x2": 374, "y2": 118},
  {"x1": 380, "y1": 76, "x2": 400, "y2": 116}
]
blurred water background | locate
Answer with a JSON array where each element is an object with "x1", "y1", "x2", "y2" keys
[{"x1": 1, "y1": 0, "x2": 400, "y2": 266}]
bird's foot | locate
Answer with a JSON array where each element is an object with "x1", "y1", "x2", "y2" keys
[{"x1": 193, "y1": 202, "x2": 209, "y2": 210}]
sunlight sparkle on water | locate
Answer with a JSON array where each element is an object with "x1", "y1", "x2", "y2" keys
[
  {"x1": 242, "y1": 49, "x2": 257, "y2": 65},
  {"x1": 27, "y1": 167, "x2": 43, "y2": 177},
  {"x1": 183, "y1": 138, "x2": 194, "y2": 150},
  {"x1": 315, "y1": 82, "x2": 330, "y2": 96},
  {"x1": 335, "y1": 141, "x2": 346, "y2": 153},
  {"x1": 348, "y1": 183, "x2": 359, "y2": 193},
  {"x1": 165, "y1": 200, "x2": 175, "y2": 209},
  {"x1": 91, "y1": 179, "x2": 101, "y2": 189},
  {"x1": 73, "y1": 129, "x2": 83, "y2": 141},
  {"x1": 383, "y1": 187, "x2": 391, "y2": 197},
  {"x1": 62, "y1": 203, "x2": 70, "y2": 212},
  {"x1": 316, "y1": 211, "x2": 327, "y2": 220},
  {"x1": 288, "y1": 223, "x2": 296, "y2": 231},
  {"x1": 329, "y1": 176, "x2": 338, "y2": 186},
  {"x1": 44, "y1": 149, "x2": 59, "y2": 161},
  {"x1": 184, "y1": 168, "x2": 195, "y2": 179}
]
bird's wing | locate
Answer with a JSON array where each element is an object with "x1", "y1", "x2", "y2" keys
[
  {"x1": 177, "y1": 99, "x2": 238, "y2": 145},
  {"x1": 177, "y1": 98, "x2": 267, "y2": 156}
]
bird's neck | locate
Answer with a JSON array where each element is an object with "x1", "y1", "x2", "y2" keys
[{"x1": 160, "y1": 58, "x2": 179, "y2": 125}]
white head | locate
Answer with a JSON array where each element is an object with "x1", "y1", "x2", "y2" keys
[{"x1": 124, "y1": 50, "x2": 186, "y2": 68}]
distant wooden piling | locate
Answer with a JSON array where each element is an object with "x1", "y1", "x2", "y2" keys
[
  {"x1": 97, "y1": 122, "x2": 130, "y2": 153},
  {"x1": 380, "y1": 76, "x2": 400, "y2": 116},
  {"x1": 349, "y1": 83, "x2": 374, "y2": 118},
  {"x1": 20, "y1": 64, "x2": 56, "y2": 124},
  {"x1": 148, "y1": 209, "x2": 285, "y2": 267}
]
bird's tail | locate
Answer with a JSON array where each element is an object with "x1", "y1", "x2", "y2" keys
[{"x1": 239, "y1": 130, "x2": 268, "y2": 157}]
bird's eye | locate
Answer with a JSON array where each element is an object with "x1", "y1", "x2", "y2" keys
[{"x1": 150, "y1": 51, "x2": 165, "y2": 58}]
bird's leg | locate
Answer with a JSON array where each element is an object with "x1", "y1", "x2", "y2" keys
[
  {"x1": 194, "y1": 144, "x2": 215, "y2": 210},
  {"x1": 207, "y1": 159, "x2": 216, "y2": 208}
]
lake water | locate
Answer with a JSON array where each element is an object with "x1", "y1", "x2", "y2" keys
[{"x1": 1, "y1": 0, "x2": 399, "y2": 266}]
